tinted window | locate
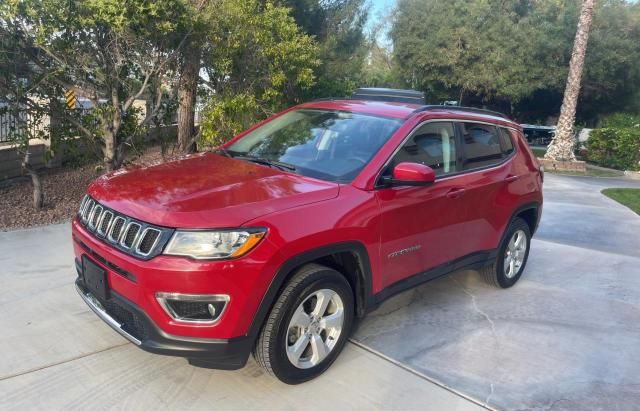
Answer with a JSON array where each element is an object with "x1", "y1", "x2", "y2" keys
[
  {"x1": 460, "y1": 123, "x2": 503, "y2": 170},
  {"x1": 498, "y1": 128, "x2": 515, "y2": 155},
  {"x1": 388, "y1": 122, "x2": 457, "y2": 176},
  {"x1": 226, "y1": 109, "x2": 402, "y2": 183}
]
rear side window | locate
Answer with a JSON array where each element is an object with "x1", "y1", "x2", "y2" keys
[
  {"x1": 498, "y1": 128, "x2": 515, "y2": 155},
  {"x1": 460, "y1": 123, "x2": 503, "y2": 170}
]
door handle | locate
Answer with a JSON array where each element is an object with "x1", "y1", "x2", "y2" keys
[
  {"x1": 505, "y1": 175, "x2": 520, "y2": 183},
  {"x1": 446, "y1": 188, "x2": 466, "y2": 199}
]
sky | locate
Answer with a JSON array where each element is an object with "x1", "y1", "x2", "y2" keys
[
  {"x1": 367, "y1": 0, "x2": 396, "y2": 46},
  {"x1": 370, "y1": 0, "x2": 396, "y2": 18}
]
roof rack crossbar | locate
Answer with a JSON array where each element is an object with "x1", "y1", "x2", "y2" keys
[{"x1": 414, "y1": 105, "x2": 509, "y2": 119}]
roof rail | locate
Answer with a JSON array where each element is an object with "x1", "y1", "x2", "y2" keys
[{"x1": 414, "y1": 105, "x2": 509, "y2": 119}]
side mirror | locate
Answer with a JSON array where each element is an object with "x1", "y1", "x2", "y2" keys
[{"x1": 383, "y1": 162, "x2": 436, "y2": 187}]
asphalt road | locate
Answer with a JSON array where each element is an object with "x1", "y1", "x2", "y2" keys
[{"x1": 2, "y1": 172, "x2": 640, "y2": 410}]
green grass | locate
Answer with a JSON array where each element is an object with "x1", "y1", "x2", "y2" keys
[
  {"x1": 531, "y1": 147, "x2": 547, "y2": 158},
  {"x1": 584, "y1": 166, "x2": 625, "y2": 178},
  {"x1": 602, "y1": 188, "x2": 640, "y2": 215}
]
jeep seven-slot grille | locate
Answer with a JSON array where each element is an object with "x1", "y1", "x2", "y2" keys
[
  {"x1": 138, "y1": 229, "x2": 160, "y2": 255},
  {"x1": 122, "y1": 223, "x2": 141, "y2": 249},
  {"x1": 77, "y1": 195, "x2": 172, "y2": 260}
]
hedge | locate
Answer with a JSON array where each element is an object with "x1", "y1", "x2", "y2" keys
[
  {"x1": 599, "y1": 113, "x2": 640, "y2": 129},
  {"x1": 586, "y1": 126, "x2": 640, "y2": 171}
]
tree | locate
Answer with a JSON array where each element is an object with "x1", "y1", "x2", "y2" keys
[
  {"x1": 3, "y1": 0, "x2": 189, "y2": 172},
  {"x1": 176, "y1": 0, "x2": 210, "y2": 154},
  {"x1": 176, "y1": 35, "x2": 201, "y2": 153},
  {"x1": 0, "y1": 19, "x2": 64, "y2": 209},
  {"x1": 574, "y1": 0, "x2": 640, "y2": 121},
  {"x1": 198, "y1": 0, "x2": 319, "y2": 147},
  {"x1": 280, "y1": 0, "x2": 369, "y2": 98},
  {"x1": 361, "y1": 18, "x2": 401, "y2": 89},
  {"x1": 390, "y1": 0, "x2": 639, "y2": 122},
  {"x1": 391, "y1": 0, "x2": 569, "y2": 105},
  {"x1": 545, "y1": 0, "x2": 595, "y2": 162}
]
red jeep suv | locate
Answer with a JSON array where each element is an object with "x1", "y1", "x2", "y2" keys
[{"x1": 73, "y1": 90, "x2": 543, "y2": 384}]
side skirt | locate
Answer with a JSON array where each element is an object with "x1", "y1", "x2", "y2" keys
[{"x1": 367, "y1": 249, "x2": 497, "y2": 312}]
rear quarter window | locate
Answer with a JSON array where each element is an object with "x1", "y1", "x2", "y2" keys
[{"x1": 498, "y1": 128, "x2": 515, "y2": 155}]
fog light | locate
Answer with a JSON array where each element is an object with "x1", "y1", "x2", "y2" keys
[{"x1": 156, "y1": 292, "x2": 229, "y2": 324}]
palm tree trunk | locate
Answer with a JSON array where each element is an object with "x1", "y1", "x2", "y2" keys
[{"x1": 545, "y1": 0, "x2": 595, "y2": 162}]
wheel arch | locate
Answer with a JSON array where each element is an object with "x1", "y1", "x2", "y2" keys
[
  {"x1": 246, "y1": 241, "x2": 373, "y2": 340},
  {"x1": 510, "y1": 201, "x2": 542, "y2": 236}
]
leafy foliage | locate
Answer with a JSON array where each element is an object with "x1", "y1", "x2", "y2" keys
[
  {"x1": 2, "y1": 0, "x2": 189, "y2": 170},
  {"x1": 586, "y1": 126, "x2": 640, "y2": 171},
  {"x1": 281, "y1": 0, "x2": 369, "y2": 98},
  {"x1": 599, "y1": 113, "x2": 640, "y2": 129},
  {"x1": 390, "y1": 0, "x2": 640, "y2": 122},
  {"x1": 360, "y1": 41, "x2": 400, "y2": 88},
  {"x1": 199, "y1": 0, "x2": 319, "y2": 147}
]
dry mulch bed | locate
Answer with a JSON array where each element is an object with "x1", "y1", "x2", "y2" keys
[{"x1": 0, "y1": 146, "x2": 170, "y2": 232}]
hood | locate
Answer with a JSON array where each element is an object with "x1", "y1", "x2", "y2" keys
[{"x1": 87, "y1": 153, "x2": 339, "y2": 228}]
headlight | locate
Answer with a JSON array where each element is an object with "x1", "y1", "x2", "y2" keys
[{"x1": 163, "y1": 229, "x2": 266, "y2": 260}]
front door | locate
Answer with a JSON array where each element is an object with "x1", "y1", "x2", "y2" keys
[{"x1": 375, "y1": 121, "x2": 470, "y2": 289}]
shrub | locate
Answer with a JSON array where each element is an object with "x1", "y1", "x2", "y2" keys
[
  {"x1": 199, "y1": 94, "x2": 262, "y2": 149},
  {"x1": 599, "y1": 113, "x2": 640, "y2": 128},
  {"x1": 586, "y1": 126, "x2": 640, "y2": 171}
]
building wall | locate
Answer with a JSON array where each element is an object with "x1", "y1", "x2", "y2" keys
[{"x1": 0, "y1": 143, "x2": 47, "y2": 180}]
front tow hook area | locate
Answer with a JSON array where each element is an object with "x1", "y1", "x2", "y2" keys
[{"x1": 75, "y1": 282, "x2": 142, "y2": 345}]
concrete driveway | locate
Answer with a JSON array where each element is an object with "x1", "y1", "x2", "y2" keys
[
  {"x1": 0, "y1": 225, "x2": 480, "y2": 410},
  {"x1": 2, "y1": 173, "x2": 640, "y2": 410},
  {"x1": 354, "y1": 174, "x2": 640, "y2": 410}
]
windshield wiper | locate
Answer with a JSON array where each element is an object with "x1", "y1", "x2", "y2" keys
[
  {"x1": 235, "y1": 156, "x2": 297, "y2": 172},
  {"x1": 213, "y1": 147, "x2": 233, "y2": 158}
]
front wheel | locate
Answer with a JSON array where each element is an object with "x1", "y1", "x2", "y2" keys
[
  {"x1": 481, "y1": 217, "x2": 531, "y2": 288},
  {"x1": 253, "y1": 263, "x2": 354, "y2": 384}
]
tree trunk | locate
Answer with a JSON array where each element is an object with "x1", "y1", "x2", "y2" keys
[
  {"x1": 545, "y1": 0, "x2": 595, "y2": 162},
  {"x1": 103, "y1": 94, "x2": 123, "y2": 172},
  {"x1": 177, "y1": 36, "x2": 201, "y2": 154},
  {"x1": 103, "y1": 128, "x2": 116, "y2": 172},
  {"x1": 22, "y1": 151, "x2": 43, "y2": 210}
]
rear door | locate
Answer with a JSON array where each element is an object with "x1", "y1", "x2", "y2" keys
[{"x1": 453, "y1": 122, "x2": 519, "y2": 253}]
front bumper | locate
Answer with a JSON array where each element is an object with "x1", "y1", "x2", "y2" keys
[
  {"x1": 71, "y1": 217, "x2": 282, "y2": 340},
  {"x1": 75, "y1": 278, "x2": 252, "y2": 369}
]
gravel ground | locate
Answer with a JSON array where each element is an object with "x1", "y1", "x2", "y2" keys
[{"x1": 0, "y1": 146, "x2": 168, "y2": 232}]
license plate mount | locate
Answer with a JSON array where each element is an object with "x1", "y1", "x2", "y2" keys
[{"x1": 82, "y1": 255, "x2": 109, "y2": 302}]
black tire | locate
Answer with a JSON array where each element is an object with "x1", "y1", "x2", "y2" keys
[
  {"x1": 253, "y1": 263, "x2": 354, "y2": 384},
  {"x1": 481, "y1": 217, "x2": 531, "y2": 288}
]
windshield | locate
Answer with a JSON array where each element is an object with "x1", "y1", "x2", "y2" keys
[{"x1": 225, "y1": 109, "x2": 403, "y2": 183}]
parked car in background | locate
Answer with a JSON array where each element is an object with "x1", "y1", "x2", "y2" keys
[
  {"x1": 73, "y1": 89, "x2": 543, "y2": 384},
  {"x1": 521, "y1": 124, "x2": 556, "y2": 145}
]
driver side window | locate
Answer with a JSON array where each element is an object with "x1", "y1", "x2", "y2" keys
[{"x1": 389, "y1": 122, "x2": 457, "y2": 176}]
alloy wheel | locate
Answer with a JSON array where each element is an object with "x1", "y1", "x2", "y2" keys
[
  {"x1": 285, "y1": 289, "x2": 345, "y2": 369},
  {"x1": 504, "y1": 229, "x2": 528, "y2": 278}
]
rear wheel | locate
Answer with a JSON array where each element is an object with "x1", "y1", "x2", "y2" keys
[
  {"x1": 481, "y1": 217, "x2": 531, "y2": 288},
  {"x1": 253, "y1": 263, "x2": 354, "y2": 384}
]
